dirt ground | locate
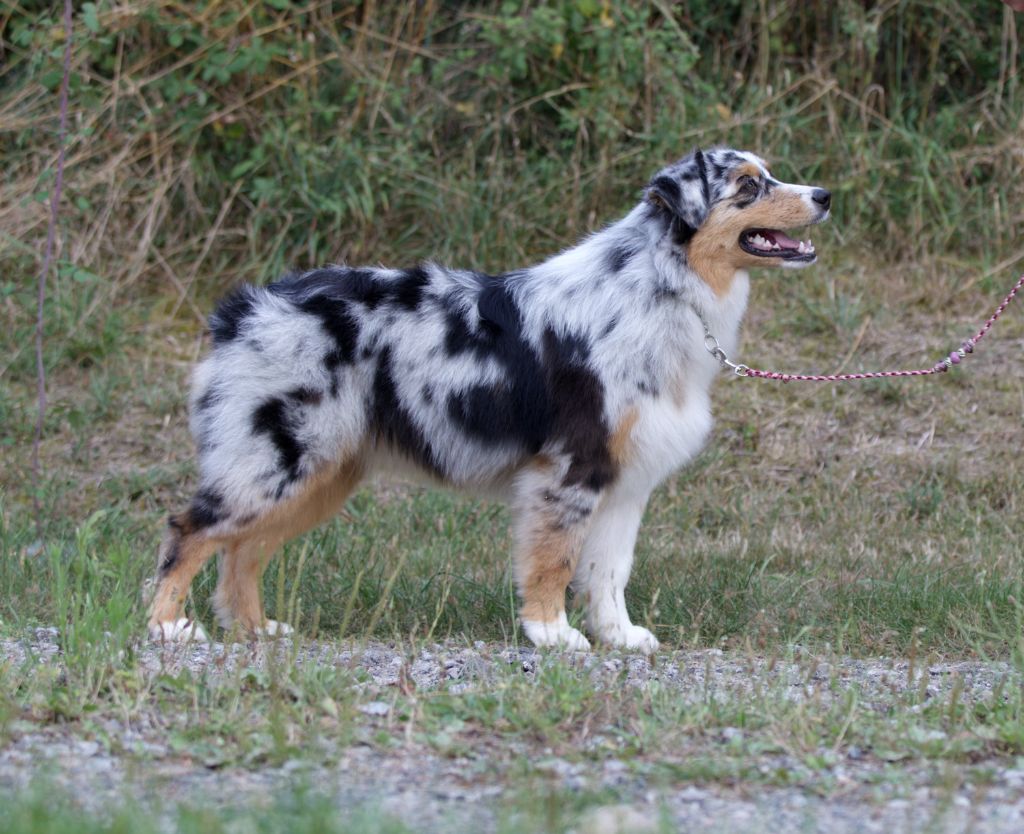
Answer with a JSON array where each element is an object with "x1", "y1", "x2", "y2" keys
[{"x1": 3, "y1": 629, "x2": 1024, "y2": 833}]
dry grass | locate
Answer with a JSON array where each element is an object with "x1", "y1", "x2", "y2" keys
[{"x1": 2, "y1": 1, "x2": 1023, "y2": 653}]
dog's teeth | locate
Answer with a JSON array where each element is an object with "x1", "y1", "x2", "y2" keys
[
  {"x1": 771, "y1": 243, "x2": 781, "y2": 250},
  {"x1": 797, "y1": 241, "x2": 806, "y2": 253}
]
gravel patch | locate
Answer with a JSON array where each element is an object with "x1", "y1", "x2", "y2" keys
[{"x1": 2, "y1": 628, "x2": 1023, "y2": 833}]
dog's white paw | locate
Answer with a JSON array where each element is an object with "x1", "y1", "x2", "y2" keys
[
  {"x1": 148, "y1": 618, "x2": 209, "y2": 643},
  {"x1": 593, "y1": 618, "x2": 663, "y2": 655},
  {"x1": 600, "y1": 624, "x2": 660, "y2": 655},
  {"x1": 255, "y1": 620, "x2": 294, "y2": 638},
  {"x1": 522, "y1": 614, "x2": 591, "y2": 652}
]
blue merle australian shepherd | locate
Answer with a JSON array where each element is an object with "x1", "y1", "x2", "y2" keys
[{"x1": 148, "y1": 148, "x2": 831, "y2": 653}]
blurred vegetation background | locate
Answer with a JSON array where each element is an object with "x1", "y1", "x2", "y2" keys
[
  {"x1": 1, "y1": 2, "x2": 1022, "y2": 650},
  {"x1": 3, "y1": 1, "x2": 1022, "y2": 322}
]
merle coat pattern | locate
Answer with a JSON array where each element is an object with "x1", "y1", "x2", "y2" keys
[{"x1": 149, "y1": 148, "x2": 831, "y2": 652}]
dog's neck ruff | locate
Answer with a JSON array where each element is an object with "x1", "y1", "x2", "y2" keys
[{"x1": 694, "y1": 273, "x2": 1024, "y2": 383}]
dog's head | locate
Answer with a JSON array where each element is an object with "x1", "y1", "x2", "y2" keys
[{"x1": 646, "y1": 148, "x2": 830, "y2": 293}]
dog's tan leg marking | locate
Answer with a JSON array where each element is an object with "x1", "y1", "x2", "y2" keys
[
  {"x1": 515, "y1": 459, "x2": 602, "y2": 651},
  {"x1": 519, "y1": 522, "x2": 587, "y2": 624},
  {"x1": 214, "y1": 459, "x2": 364, "y2": 634},
  {"x1": 148, "y1": 526, "x2": 219, "y2": 640}
]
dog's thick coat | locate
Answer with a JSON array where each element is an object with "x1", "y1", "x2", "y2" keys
[{"x1": 149, "y1": 148, "x2": 830, "y2": 652}]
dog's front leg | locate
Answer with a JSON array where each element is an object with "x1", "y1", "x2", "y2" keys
[
  {"x1": 575, "y1": 486, "x2": 660, "y2": 654},
  {"x1": 512, "y1": 463, "x2": 602, "y2": 651}
]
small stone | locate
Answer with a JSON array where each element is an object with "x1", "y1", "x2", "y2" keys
[
  {"x1": 721, "y1": 727, "x2": 743, "y2": 742},
  {"x1": 358, "y1": 700, "x2": 391, "y2": 716},
  {"x1": 577, "y1": 804, "x2": 657, "y2": 834}
]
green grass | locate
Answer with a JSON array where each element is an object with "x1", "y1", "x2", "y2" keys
[
  {"x1": 3, "y1": 787, "x2": 420, "y2": 834},
  {"x1": 3, "y1": 2, "x2": 1024, "y2": 827}
]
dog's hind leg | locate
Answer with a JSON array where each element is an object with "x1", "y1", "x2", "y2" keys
[
  {"x1": 513, "y1": 459, "x2": 605, "y2": 651},
  {"x1": 212, "y1": 459, "x2": 364, "y2": 637},
  {"x1": 148, "y1": 516, "x2": 220, "y2": 642}
]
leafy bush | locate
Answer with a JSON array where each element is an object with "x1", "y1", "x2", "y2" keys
[{"x1": 1, "y1": 1, "x2": 1022, "y2": 364}]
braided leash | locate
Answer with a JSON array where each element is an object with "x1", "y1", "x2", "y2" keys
[{"x1": 701, "y1": 273, "x2": 1024, "y2": 382}]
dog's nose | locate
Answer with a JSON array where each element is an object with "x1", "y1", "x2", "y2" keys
[{"x1": 812, "y1": 188, "x2": 831, "y2": 209}]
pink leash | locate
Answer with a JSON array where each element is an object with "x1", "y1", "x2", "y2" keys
[{"x1": 702, "y1": 274, "x2": 1024, "y2": 383}]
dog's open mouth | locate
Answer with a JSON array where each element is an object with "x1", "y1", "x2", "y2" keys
[{"x1": 739, "y1": 229, "x2": 816, "y2": 261}]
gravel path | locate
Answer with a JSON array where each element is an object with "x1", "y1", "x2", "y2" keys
[{"x1": 3, "y1": 629, "x2": 1023, "y2": 833}]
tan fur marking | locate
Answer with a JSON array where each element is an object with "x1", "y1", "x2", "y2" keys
[
  {"x1": 212, "y1": 458, "x2": 365, "y2": 630},
  {"x1": 734, "y1": 162, "x2": 762, "y2": 180},
  {"x1": 531, "y1": 453, "x2": 556, "y2": 472},
  {"x1": 608, "y1": 408, "x2": 639, "y2": 466},
  {"x1": 689, "y1": 188, "x2": 820, "y2": 296},
  {"x1": 519, "y1": 521, "x2": 584, "y2": 623},
  {"x1": 148, "y1": 533, "x2": 219, "y2": 625},
  {"x1": 148, "y1": 458, "x2": 365, "y2": 634}
]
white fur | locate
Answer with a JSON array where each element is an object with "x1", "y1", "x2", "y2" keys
[
  {"x1": 149, "y1": 618, "x2": 209, "y2": 643},
  {"x1": 159, "y1": 148, "x2": 829, "y2": 653},
  {"x1": 522, "y1": 612, "x2": 591, "y2": 651}
]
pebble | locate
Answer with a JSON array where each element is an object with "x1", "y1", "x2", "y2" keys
[{"x1": 357, "y1": 701, "x2": 391, "y2": 716}]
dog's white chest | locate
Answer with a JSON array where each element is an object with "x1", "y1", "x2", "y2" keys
[{"x1": 625, "y1": 389, "x2": 714, "y2": 492}]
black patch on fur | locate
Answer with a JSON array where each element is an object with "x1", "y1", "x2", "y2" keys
[
  {"x1": 443, "y1": 277, "x2": 515, "y2": 358},
  {"x1": 393, "y1": 266, "x2": 430, "y2": 311},
  {"x1": 606, "y1": 244, "x2": 637, "y2": 274},
  {"x1": 286, "y1": 386, "x2": 323, "y2": 405},
  {"x1": 371, "y1": 346, "x2": 444, "y2": 476},
  {"x1": 258, "y1": 265, "x2": 430, "y2": 388},
  {"x1": 194, "y1": 385, "x2": 221, "y2": 413},
  {"x1": 695, "y1": 149, "x2": 711, "y2": 207},
  {"x1": 649, "y1": 175, "x2": 681, "y2": 208},
  {"x1": 158, "y1": 534, "x2": 181, "y2": 576},
  {"x1": 637, "y1": 378, "x2": 659, "y2": 396},
  {"x1": 652, "y1": 283, "x2": 680, "y2": 302},
  {"x1": 542, "y1": 328, "x2": 615, "y2": 492},
  {"x1": 209, "y1": 286, "x2": 257, "y2": 345},
  {"x1": 295, "y1": 293, "x2": 361, "y2": 369},
  {"x1": 252, "y1": 396, "x2": 305, "y2": 482},
  {"x1": 443, "y1": 276, "x2": 553, "y2": 453},
  {"x1": 600, "y1": 317, "x2": 618, "y2": 339},
  {"x1": 342, "y1": 268, "x2": 389, "y2": 309},
  {"x1": 648, "y1": 172, "x2": 701, "y2": 246},
  {"x1": 439, "y1": 278, "x2": 616, "y2": 495},
  {"x1": 187, "y1": 487, "x2": 225, "y2": 530}
]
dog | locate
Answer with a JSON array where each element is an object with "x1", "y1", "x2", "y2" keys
[{"x1": 148, "y1": 147, "x2": 830, "y2": 653}]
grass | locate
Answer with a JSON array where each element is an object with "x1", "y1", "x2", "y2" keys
[
  {"x1": 2, "y1": 268, "x2": 1022, "y2": 655},
  {"x1": 3, "y1": 1, "x2": 1024, "y2": 828}
]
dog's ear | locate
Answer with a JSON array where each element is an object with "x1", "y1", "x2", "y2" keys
[{"x1": 646, "y1": 148, "x2": 711, "y2": 245}]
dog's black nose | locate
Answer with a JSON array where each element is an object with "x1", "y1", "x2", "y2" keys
[{"x1": 812, "y1": 188, "x2": 831, "y2": 209}]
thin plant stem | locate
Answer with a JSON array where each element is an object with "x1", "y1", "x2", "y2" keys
[{"x1": 32, "y1": 0, "x2": 74, "y2": 537}]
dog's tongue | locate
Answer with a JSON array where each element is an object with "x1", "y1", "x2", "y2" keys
[{"x1": 766, "y1": 230, "x2": 800, "y2": 250}]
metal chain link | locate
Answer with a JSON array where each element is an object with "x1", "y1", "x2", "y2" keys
[{"x1": 698, "y1": 273, "x2": 1024, "y2": 383}]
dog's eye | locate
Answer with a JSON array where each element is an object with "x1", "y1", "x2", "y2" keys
[{"x1": 738, "y1": 175, "x2": 758, "y2": 193}]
